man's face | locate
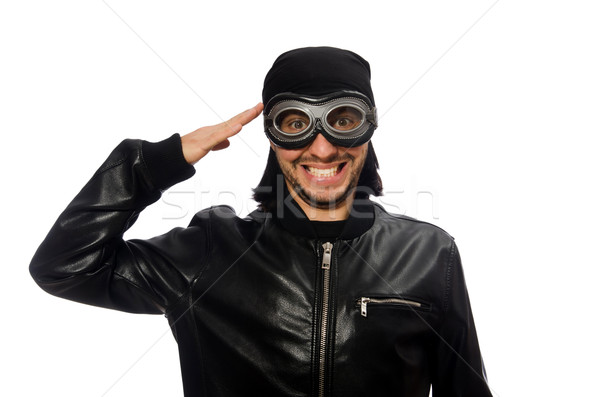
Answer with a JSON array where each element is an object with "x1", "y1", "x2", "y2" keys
[{"x1": 272, "y1": 134, "x2": 369, "y2": 210}]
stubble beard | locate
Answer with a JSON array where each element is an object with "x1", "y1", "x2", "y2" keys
[{"x1": 278, "y1": 152, "x2": 366, "y2": 211}]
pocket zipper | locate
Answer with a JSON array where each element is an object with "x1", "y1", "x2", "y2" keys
[{"x1": 357, "y1": 297, "x2": 423, "y2": 318}]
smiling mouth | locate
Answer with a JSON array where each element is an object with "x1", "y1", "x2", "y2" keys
[{"x1": 303, "y1": 163, "x2": 345, "y2": 178}]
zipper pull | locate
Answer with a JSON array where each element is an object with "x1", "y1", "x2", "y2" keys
[
  {"x1": 360, "y1": 297, "x2": 370, "y2": 317},
  {"x1": 322, "y1": 242, "x2": 333, "y2": 269}
]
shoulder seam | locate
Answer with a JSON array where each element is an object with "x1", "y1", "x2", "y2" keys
[
  {"x1": 373, "y1": 202, "x2": 454, "y2": 239},
  {"x1": 442, "y1": 240, "x2": 457, "y2": 314}
]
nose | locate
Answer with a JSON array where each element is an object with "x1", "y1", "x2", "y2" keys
[{"x1": 307, "y1": 132, "x2": 339, "y2": 161}]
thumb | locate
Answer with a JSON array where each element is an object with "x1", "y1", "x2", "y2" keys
[{"x1": 211, "y1": 139, "x2": 231, "y2": 151}]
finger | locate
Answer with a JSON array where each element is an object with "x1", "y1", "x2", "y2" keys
[
  {"x1": 209, "y1": 103, "x2": 262, "y2": 144},
  {"x1": 225, "y1": 102, "x2": 264, "y2": 129},
  {"x1": 208, "y1": 122, "x2": 242, "y2": 148}
]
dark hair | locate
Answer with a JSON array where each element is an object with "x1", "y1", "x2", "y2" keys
[{"x1": 252, "y1": 142, "x2": 383, "y2": 212}]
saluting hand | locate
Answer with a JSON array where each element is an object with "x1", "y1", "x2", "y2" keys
[{"x1": 181, "y1": 102, "x2": 264, "y2": 165}]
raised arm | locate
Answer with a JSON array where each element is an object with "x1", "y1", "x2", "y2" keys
[{"x1": 29, "y1": 104, "x2": 263, "y2": 314}]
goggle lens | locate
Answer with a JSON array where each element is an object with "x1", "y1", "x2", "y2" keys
[
  {"x1": 326, "y1": 106, "x2": 364, "y2": 132},
  {"x1": 274, "y1": 109, "x2": 312, "y2": 135}
]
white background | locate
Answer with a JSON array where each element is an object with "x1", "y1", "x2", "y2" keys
[{"x1": 1, "y1": 1, "x2": 599, "y2": 396}]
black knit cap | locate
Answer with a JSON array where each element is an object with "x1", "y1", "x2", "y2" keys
[{"x1": 262, "y1": 46, "x2": 375, "y2": 106}]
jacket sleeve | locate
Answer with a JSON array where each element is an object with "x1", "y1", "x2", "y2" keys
[
  {"x1": 432, "y1": 242, "x2": 493, "y2": 397},
  {"x1": 29, "y1": 134, "x2": 198, "y2": 314}
]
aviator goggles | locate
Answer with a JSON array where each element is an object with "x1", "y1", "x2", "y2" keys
[{"x1": 263, "y1": 91, "x2": 378, "y2": 149}]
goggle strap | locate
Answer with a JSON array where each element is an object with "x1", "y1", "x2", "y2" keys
[{"x1": 367, "y1": 107, "x2": 378, "y2": 128}]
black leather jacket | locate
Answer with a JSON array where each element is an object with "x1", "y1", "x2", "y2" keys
[{"x1": 30, "y1": 135, "x2": 492, "y2": 396}]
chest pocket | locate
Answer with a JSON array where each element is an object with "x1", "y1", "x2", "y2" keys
[{"x1": 355, "y1": 296, "x2": 431, "y2": 318}]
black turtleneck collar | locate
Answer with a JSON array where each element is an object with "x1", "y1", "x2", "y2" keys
[{"x1": 268, "y1": 189, "x2": 375, "y2": 240}]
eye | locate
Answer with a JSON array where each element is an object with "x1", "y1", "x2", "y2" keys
[
  {"x1": 275, "y1": 110, "x2": 311, "y2": 134},
  {"x1": 327, "y1": 106, "x2": 363, "y2": 131},
  {"x1": 289, "y1": 119, "x2": 307, "y2": 131},
  {"x1": 333, "y1": 118, "x2": 352, "y2": 128}
]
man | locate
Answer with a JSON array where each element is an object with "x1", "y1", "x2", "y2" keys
[{"x1": 30, "y1": 47, "x2": 492, "y2": 396}]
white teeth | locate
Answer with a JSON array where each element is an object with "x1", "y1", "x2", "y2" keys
[{"x1": 306, "y1": 166, "x2": 339, "y2": 178}]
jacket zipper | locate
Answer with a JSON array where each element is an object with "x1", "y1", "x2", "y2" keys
[
  {"x1": 358, "y1": 297, "x2": 423, "y2": 318},
  {"x1": 318, "y1": 241, "x2": 333, "y2": 397}
]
